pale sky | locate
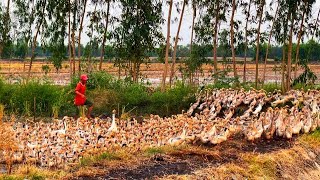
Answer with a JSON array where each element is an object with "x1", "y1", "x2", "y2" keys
[{"x1": 3, "y1": 0, "x2": 320, "y2": 46}]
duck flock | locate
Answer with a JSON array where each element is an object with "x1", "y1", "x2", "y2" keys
[{"x1": 2, "y1": 88, "x2": 320, "y2": 168}]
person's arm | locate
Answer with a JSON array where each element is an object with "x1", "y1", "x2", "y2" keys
[{"x1": 75, "y1": 90, "x2": 85, "y2": 98}]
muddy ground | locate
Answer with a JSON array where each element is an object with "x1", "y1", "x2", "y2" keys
[{"x1": 1, "y1": 61, "x2": 320, "y2": 85}]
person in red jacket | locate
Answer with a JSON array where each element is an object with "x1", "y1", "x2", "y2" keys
[{"x1": 75, "y1": 74, "x2": 93, "y2": 119}]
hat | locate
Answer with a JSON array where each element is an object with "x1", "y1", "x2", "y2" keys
[{"x1": 80, "y1": 74, "x2": 88, "y2": 81}]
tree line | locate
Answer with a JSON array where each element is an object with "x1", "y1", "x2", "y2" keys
[
  {"x1": 2, "y1": 40, "x2": 320, "y2": 63},
  {"x1": 1, "y1": 0, "x2": 320, "y2": 92}
]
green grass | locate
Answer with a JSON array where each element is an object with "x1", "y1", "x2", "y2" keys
[
  {"x1": 79, "y1": 151, "x2": 122, "y2": 167},
  {"x1": 144, "y1": 147, "x2": 165, "y2": 156}
]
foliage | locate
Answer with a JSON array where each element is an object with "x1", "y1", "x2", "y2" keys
[
  {"x1": 47, "y1": 41, "x2": 66, "y2": 73},
  {"x1": 292, "y1": 61, "x2": 317, "y2": 86},
  {"x1": 180, "y1": 44, "x2": 210, "y2": 82},
  {"x1": 0, "y1": 78, "x2": 74, "y2": 117},
  {"x1": 112, "y1": 0, "x2": 164, "y2": 82}
]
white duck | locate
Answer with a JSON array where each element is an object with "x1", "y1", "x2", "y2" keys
[{"x1": 108, "y1": 110, "x2": 118, "y2": 133}]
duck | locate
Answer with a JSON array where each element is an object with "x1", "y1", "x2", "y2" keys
[
  {"x1": 302, "y1": 109, "x2": 312, "y2": 134},
  {"x1": 107, "y1": 110, "x2": 118, "y2": 134},
  {"x1": 252, "y1": 100, "x2": 264, "y2": 115},
  {"x1": 276, "y1": 109, "x2": 286, "y2": 137},
  {"x1": 210, "y1": 128, "x2": 230, "y2": 145},
  {"x1": 168, "y1": 129, "x2": 186, "y2": 146},
  {"x1": 292, "y1": 114, "x2": 303, "y2": 135},
  {"x1": 284, "y1": 117, "x2": 293, "y2": 139}
]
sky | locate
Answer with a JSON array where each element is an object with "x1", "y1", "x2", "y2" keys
[{"x1": 2, "y1": 0, "x2": 320, "y2": 46}]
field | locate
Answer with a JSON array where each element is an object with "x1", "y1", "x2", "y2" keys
[
  {"x1": 1, "y1": 60, "x2": 320, "y2": 85},
  {"x1": 0, "y1": 60, "x2": 320, "y2": 179}
]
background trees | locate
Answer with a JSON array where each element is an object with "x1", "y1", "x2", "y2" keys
[
  {"x1": 112, "y1": 0, "x2": 163, "y2": 83},
  {"x1": 0, "y1": 0, "x2": 320, "y2": 91}
]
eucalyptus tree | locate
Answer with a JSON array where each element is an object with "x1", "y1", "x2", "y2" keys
[
  {"x1": 70, "y1": 0, "x2": 79, "y2": 75},
  {"x1": 0, "y1": 0, "x2": 11, "y2": 58},
  {"x1": 294, "y1": 0, "x2": 315, "y2": 80},
  {"x1": 85, "y1": 2, "x2": 100, "y2": 72},
  {"x1": 99, "y1": 0, "x2": 112, "y2": 71},
  {"x1": 262, "y1": 0, "x2": 280, "y2": 85},
  {"x1": 230, "y1": 0, "x2": 238, "y2": 79},
  {"x1": 195, "y1": 0, "x2": 228, "y2": 81},
  {"x1": 14, "y1": 0, "x2": 49, "y2": 79},
  {"x1": 254, "y1": 0, "x2": 265, "y2": 88},
  {"x1": 273, "y1": 0, "x2": 286, "y2": 91},
  {"x1": 169, "y1": 0, "x2": 188, "y2": 87},
  {"x1": 45, "y1": 0, "x2": 69, "y2": 73},
  {"x1": 161, "y1": 0, "x2": 173, "y2": 90},
  {"x1": 241, "y1": 0, "x2": 252, "y2": 83},
  {"x1": 77, "y1": 0, "x2": 88, "y2": 73},
  {"x1": 190, "y1": 0, "x2": 197, "y2": 53},
  {"x1": 286, "y1": 0, "x2": 302, "y2": 91},
  {"x1": 113, "y1": 0, "x2": 163, "y2": 83}
]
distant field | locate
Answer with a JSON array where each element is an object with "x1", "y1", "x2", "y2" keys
[{"x1": 0, "y1": 59, "x2": 320, "y2": 85}]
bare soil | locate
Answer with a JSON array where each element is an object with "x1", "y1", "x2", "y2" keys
[
  {"x1": 72, "y1": 134, "x2": 320, "y2": 180},
  {"x1": 1, "y1": 60, "x2": 320, "y2": 85}
]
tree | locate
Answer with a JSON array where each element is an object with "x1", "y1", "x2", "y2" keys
[
  {"x1": 254, "y1": 0, "x2": 265, "y2": 88},
  {"x1": 230, "y1": 0, "x2": 238, "y2": 80},
  {"x1": 294, "y1": 0, "x2": 315, "y2": 80},
  {"x1": 169, "y1": 0, "x2": 187, "y2": 87},
  {"x1": 242, "y1": 0, "x2": 252, "y2": 83},
  {"x1": 213, "y1": 0, "x2": 220, "y2": 81},
  {"x1": 99, "y1": 0, "x2": 111, "y2": 71},
  {"x1": 161, "y1": 0, "x2": 173, "y2": 90},
  {"x1": 77, "y1": 0, "x2": 88, "y2": 73},
  {"x1": 286, "y1": 0, "x2": 299, "y2": 91},
  {"x1": 113, "y1": 0, "x2": 163, "y2": 83},
  {"x1": 262, "y1": 0, "x2": 279, "y2": 85},
  {"x1": 190, "y1": 0, "x2": 196, "y2": 53},
  {"x1": 45, "y1": 0, "x2": 69, "y2": 73},
  {"x1": 0, "y1": 0, "x2": 11, "y2": 58},
  {"x1": 14, "y1": 0, "x2": 49, "y2": 79}
]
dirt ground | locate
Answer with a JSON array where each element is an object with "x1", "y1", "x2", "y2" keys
[
  {"x1": 1, "y1": 60, "x2": 320, "y2": 85},
  {"x1": 69, "y1": 133, "x2": 320, "y2": 180}
]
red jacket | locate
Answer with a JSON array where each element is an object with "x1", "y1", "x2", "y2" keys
[{"x1": 74, "y1": 82, "x2": 86, "y2": 105}]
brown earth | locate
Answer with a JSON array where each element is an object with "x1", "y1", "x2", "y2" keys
[
  {"x1": 66, "y1": 132, "x2": 320, "y2": 180},
  {"x1": 1, "y1": 60, "x2": 320, "y2": 85}
]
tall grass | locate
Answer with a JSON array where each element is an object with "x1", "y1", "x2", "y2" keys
[{"x1": 0, "y1": 73, "x2": 196, "y2": 118}]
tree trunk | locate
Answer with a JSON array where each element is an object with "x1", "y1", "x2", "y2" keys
[
  {"x1": 78, "y1": 0, "x2": 88, "y2": 74},
  {"x1": 254, "y1": 0, "x2": 264, "y2": 88},
  {"x1": 213, "y1": 0, "x2": 220, "y2": 82},
  {"x1": 68, "y1": 0, "x2": 72, "y2": 80},
  {"x1": 262, "y1": 1, "x2": 279, "y2": 85},
  {"x1": 243, "y1": 0, "x2": 252, "y2": 83},
  {"x1": 100, "y1": 0, "x2": 110, "y2": 71},
  {"x1": 161, "y1": 0, "x2": 173, "y2": 91},
  {"x1": 230, "y1": 0, "x2": 238, "y2": 79},
  {"x1": 294, "y1": 1, "x2": 307, "y2": 80},
  {"x1": 72, "y1": 0, "x2": 77, "y2": 75},
  {"x1": 190, "y1": 3, "x2": 196, "y2": 54},
  {"x1": 28, "y1": 0, "x2": 46, "y2": 79},
  {"x1": 169, "y1": 0, "x2": 186, "y2": 87},
  {"x1": 286, "y1": 7, "x2": 296, "y2": 91},
  {"x1": 281, "y1": 44, "x2": 286, "y2": 92}
]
